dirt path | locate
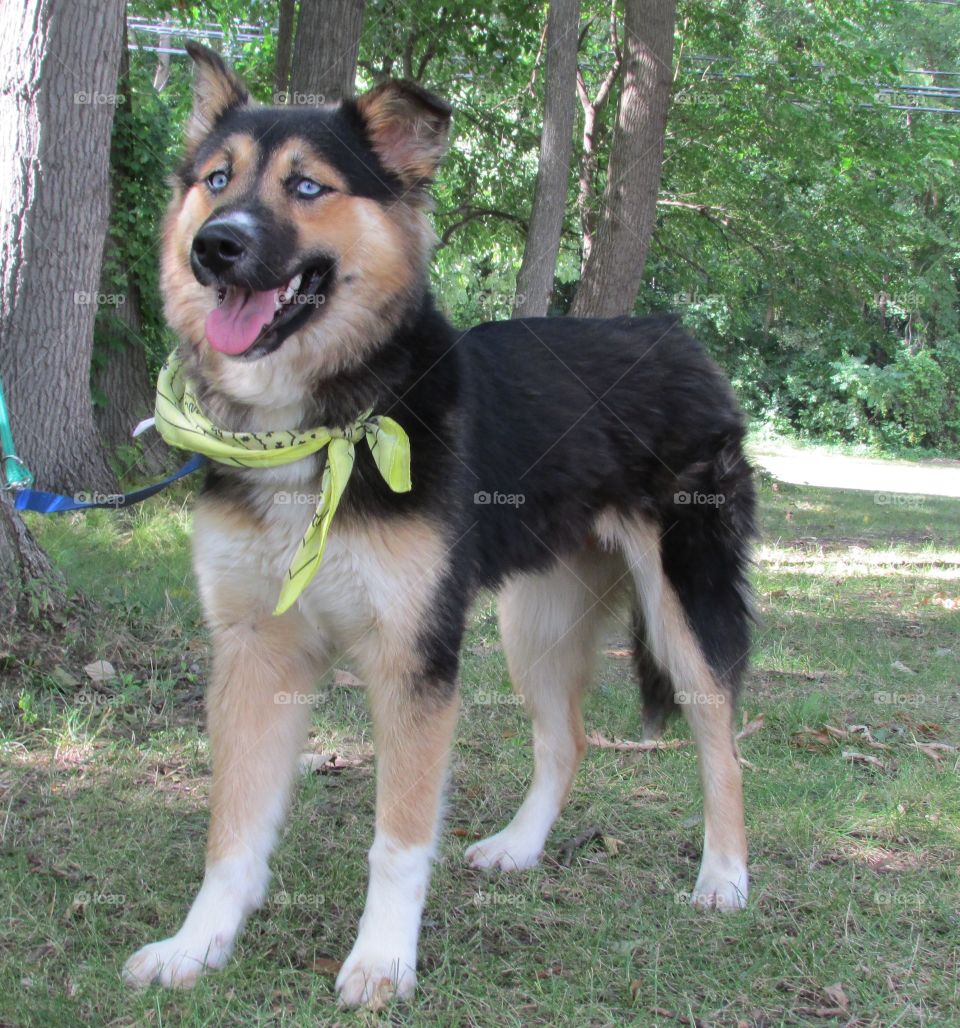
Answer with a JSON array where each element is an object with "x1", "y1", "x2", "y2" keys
[{"x1": 749, "y1": 441, "x2": 960, "y2": 499}]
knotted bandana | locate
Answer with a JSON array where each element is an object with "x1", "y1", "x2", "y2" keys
[{"x1": 154, "y1": 353, "x2": 412, "y2": 615}]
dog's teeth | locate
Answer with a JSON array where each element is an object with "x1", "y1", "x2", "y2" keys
[{"x1": 289, "y1": 273, "x2": 302, "y2": 292}]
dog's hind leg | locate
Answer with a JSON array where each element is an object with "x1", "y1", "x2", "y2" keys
[
  {"x1": 465, "y1": 550, "x2": 622, "y2": 871},
  {"x1": 600, "y1": 511, "x2": 750, "y2": 910},
  {"x1": 124, "y1": 520, "x2": 324, "y2": 989}
]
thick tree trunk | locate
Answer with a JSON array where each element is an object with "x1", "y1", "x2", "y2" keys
[
  {"x1": 513, "y1": 0, "x2": 581, "y2": 318},
  {"x1": 93, "y1": 26, "x2": 167, "y2": 477},
  {"x1": 289, "y1": 0, "x2": 365, "y2": 102},
  {"x1": 571, "y1": 0, "x2": 676, "y2": 318},
  {"x1": 0, "y1": 492, "x2": 59, "y2": 617},
  {"x1": 274, "y1": 0, "x2": 296, "y2": 96},
  {"x1": 0, "y1": 0, "x2": 124, "y2": 493},
  {"x1": 92, "y1": 256, "x2": 167, "y2": 477}
]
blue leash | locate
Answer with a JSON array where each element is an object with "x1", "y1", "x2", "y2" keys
[{"x1": 14, "y1": 453, "x2": 207, "y2": 513}]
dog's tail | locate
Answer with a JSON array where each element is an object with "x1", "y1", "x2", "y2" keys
[{"x1": 634, "y1": 429, "x2": 756, "y2": 734}]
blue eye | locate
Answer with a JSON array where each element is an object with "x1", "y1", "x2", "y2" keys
[
  {"x1": 207, "y1": 170, "x2": 230, "y2": 192},
  {"x1": 296, "y1": 178, "x2": 329, "y2": 198}
]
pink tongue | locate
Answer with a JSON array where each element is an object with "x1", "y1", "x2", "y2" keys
[{"x1": 205, "y1": 288, "x2": 278, "y2": 355}]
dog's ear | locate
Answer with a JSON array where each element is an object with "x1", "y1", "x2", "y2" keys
[
  {"x1": 184, "y1": 42, "x2": 251, "y2": 150},
  {"x1": 355, "y1": 80, "x2": 452, "y2": 190}
]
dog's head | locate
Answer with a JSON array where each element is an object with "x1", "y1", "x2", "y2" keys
[{"x1": 162, "y1": 44, "x2": 451, "y2": 410}]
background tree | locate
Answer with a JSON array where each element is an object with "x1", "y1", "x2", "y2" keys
[
  {"x1": 0, "y1": 0, "x2": 125, "y2": 492},
  {"x1": 572, "y1": 0, "x2": 676, "y2": 316},
  {"x1": 290, "y1": 0, "x2": 366, "y2": 101},
  {"x1": 513, "y1": 0, "x2": 581, "y2": 318}
]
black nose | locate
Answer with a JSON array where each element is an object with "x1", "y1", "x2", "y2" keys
[{"x1": 192, "y1": 221, "x2": 252, "y2": 276}]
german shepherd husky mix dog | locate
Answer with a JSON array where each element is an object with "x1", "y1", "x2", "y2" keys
[{"x1": 123, "y1": 44, "x2": 756, "y2": 1007}]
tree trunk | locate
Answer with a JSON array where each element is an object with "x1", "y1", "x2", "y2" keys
[
  {"x1": 93, "y1": 22, "x2": 167, "y2": 477},
  {"x1": 289, "y1": 0, "x2": 366, "y2": 102},
  {"x1": 0, "y1": 0, "x2": 124, "y2": 493},
  {"x1": 571, "y1": 0, "x2": 676, "y2": 318},
  {"x1": 513, "y1": 0, "x2": 581, "y2": 318},
  {"x1": 0, "y1": 492, "x2": 59, "y2": 617},
  {"x1": 92, "y1": 251, "x2": 168, "y2": 477},
  {"x1": 274, "y1": 0, "x2": 296, "y2": 96}
]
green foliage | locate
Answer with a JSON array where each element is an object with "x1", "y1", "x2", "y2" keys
[{"x1": 112, "y1": 0, "x2": 960, "y2": 454}]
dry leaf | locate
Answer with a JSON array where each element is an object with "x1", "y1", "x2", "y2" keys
[
  {"x1": 843, "y1": 750, "x2": 890, "y2": 771},
  {"x1": 602, "y1": 835, "x2": 625, "y2": 856},
  {"x1": 83, "y1": 660, "x2": 115, "y2": 682},
  {"x1": 332, "y1": 669, "x2": 364, "y2": 687},
  {"x1": 605, "y1": 647, "x2": 633, "y2": 658},
  {"x1": 824, "y1": 983, "x2": 850, "y2": 1010},
  {"x1": 310, "y1": 956, "x2": 342, "y2": 975},
  {"x1": 915, "y1": 741, "x2": 956, "y2": 766},
  {"x1": 891, "y1": 660, "x2": 915, "y2": 675}
]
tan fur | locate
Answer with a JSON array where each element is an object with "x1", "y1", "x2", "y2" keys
[
  {"x1": 161, "y1": 127, "x2": 436, "y2": 415},
  {"x1": 356, "y1": 82, "x2": 451, "y2": 192},
  {"x1": 184, "y1": 51, "x2": 250, "y2": 151},
  {"x1": 595, "y1": 512, "x2": 748, "y2": 878}
]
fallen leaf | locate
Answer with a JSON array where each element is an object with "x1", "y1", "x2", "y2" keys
[
  {"x1": 310, "y1": 956, "x2": 342, "y2": 975},
  {"x1": 602, "y1": 835, "x2": 625, "y2": 856},
  {"x1": 914, "y1": 741, "x2": 956, "y2": 766},
  {"x1": 891, "y1": 660, "x2": 915, "y2": 675},
  {"x1": 824, "y1": 983, "x2": 850, "y2": 1010},
  {"x1": 843, "y1": 750, "x2": 891, "y2": 772},
  {"x1": 83, "y1": 660, "x2": 115, "y2": 682},
  {"x1": 605, "y1": 647, "x2": 633, "y2": 658}
]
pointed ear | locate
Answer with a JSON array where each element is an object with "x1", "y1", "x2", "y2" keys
[
  {"x1": 184, "y1": 42, "x2": 251, "y2": 150},
  {"x1": 355, "y1": 80, "x2": 452, "y2": 190}
]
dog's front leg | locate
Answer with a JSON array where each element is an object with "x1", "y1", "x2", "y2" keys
[
  {"x1": 124, "y1": 604, "x2": 320, "y2": 989},
  {"x1": 336, "y1": 677, "x2": 459, "y2": 1008}
]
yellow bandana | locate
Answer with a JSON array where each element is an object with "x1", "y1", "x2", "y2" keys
[{"x1": 154, "y1": 353, "x2": 412, "y2": 615}]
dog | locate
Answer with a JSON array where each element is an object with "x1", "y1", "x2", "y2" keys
[{"x1": 122, "y1": 43, "x2": 756, "y2": 1008}]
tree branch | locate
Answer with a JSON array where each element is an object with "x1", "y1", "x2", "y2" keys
[{"x1": 439, "y1": 206, "x2": 528, "y2": 247}]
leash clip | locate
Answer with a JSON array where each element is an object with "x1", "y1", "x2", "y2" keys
[{"x1": 1, "y1": 454, "x2": 34, "y2": 492}]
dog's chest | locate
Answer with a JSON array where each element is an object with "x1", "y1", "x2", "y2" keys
[{"x1": 194, "y1": 488, "x2": 446, "y2": 655}]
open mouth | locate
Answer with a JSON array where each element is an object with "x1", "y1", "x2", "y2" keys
[{"x1": 204, "y1": 260, "x2": 335, "y2": 359}]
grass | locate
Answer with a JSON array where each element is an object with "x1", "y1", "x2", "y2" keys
[{"x1": 1, "y1": 456, "x2": 958, "y2": 1026}]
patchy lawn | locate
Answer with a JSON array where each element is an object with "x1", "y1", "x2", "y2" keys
[{"x1": 1, "y1": 458, "x2": 958, "y2": 1026}]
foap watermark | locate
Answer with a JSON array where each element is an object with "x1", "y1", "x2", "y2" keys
[
  {"x1": 874, "y1": 492, "x2": 925, "y2": 512},
  {"x1": 873, "y1": 691, "x2": 924, "y2": 707},
  {"x1": 274, "y1": 491, "x2": 323, "y2": 507},
  {"x1": 874, "y1": 889, "x2": 930, "y2": 909},
  {"x1": 472, "y1": 888, "x2": 524, "y2": 909},
  {"x1": 674, "y1": 490, "x2": 725, "y2": 507},
  {"x1": 73, "y1": 491, "x2": 124, "y2": 507},
  {"x1": 73, "y1": 890, "x2": 125, "y2": 906},
  {"x1": 675, "y1": 692, "x2": 726, "y2": 706},
  {"x1": 75, "y1": 690, "x2": 119, "y2": 709},
  {"x1": 74, "y1": 91, "x2": 125, "y2": 106},
  {"x1": 273, "y1": 91, "x2": 327, "y2": 106},
  {"x1": 273, "y1": 890, "x2": 324, "y2": 909},
  {"x1": 474, "y1": 490, "x2": 525, "y2": 507},
  {"x1": 73, "y1": 291, "x2": 125, "y2": 307},
  {"x1": 274, "y1": 692, "x2": 321, "y2": 706},
  {"x1": 472, "y1": 689, "x2": 524, "y2": 707}
]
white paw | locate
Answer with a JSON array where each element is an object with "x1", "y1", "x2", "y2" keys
[
  {"x1": 122, "y1": 931, "x2": 232, "y2": 989},
  {"x1": 465, "y1": 828, "x2": 544, "y2": 871},
  {"x1": 335, "y1": 945, "x2": 417, "y2": 1009},
  {"x1": 691, "y1": 860, "x2": 749, "y2": 911}
]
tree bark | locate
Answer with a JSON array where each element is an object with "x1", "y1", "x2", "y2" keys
[
  {"x1": 93, "y1": 22, "x2": 167, "y2": 477},
  {"x1": 513, "y1": 0, "x2": 581, "y2": 318},
  {"x1": 571, "y1": 0, "x2": 676, "y2": 318},
  {"x1": 92, "y1": 252, "x2": 168, "y2": 477},
  {"x1": 289, "y1": 0, "x2": 366, "y2": 103},
  {"x1": 0, "y1": 492, "x2": 59, "y2": 617},
  {"x1": 0, "y1": 0, "x2": 124, "y2": 492},
  {"x1": 274, "y1": 0, "x2": 296, "y2": 96}
]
